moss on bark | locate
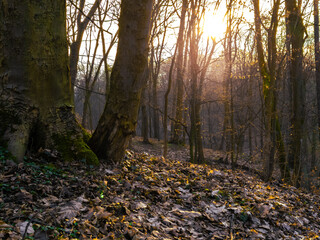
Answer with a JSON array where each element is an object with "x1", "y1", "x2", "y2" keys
[
  {"x1": 0, "y1": 1, "x2": 98, "y2": 165},
  {"x1": 53, "y1": 134, "x2": 98, "y2": 165}
]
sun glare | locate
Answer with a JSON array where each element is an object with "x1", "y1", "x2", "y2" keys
[{"x1": 201, "y1": 8, "x2": 227, "y2": 41}]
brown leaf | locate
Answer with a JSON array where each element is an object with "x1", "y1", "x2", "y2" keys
[
  {"x1": 58, "y1": 197, "x2": 83, "y2": 220},
  {"x1": 96, "y1": 207, "x2": 113, "y2": 220},
  {"x1": 16, "y1": 189, "x2": 33, "y2": 201},
  {"x1": 257, "y1": 203, "x2": 272, "y2": 218},
  {"x1": 17, "y1": 221, "x2": 34, "y2": 236}
]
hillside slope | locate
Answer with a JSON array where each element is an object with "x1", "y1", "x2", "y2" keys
[{"x1": 0, "y1": 141, "x2": 319, "y2": 239}]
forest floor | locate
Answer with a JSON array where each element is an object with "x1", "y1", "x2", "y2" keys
[{"x1": 1, "y1": 137, "x2": 320, "y2": 239}]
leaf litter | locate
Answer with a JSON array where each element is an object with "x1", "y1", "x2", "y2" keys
[{"x1": 0, "y1": 142, "x2": 320, "y2": 239}]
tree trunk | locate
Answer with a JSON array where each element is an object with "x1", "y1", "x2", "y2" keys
[
  {"x1": 82, "y1": 88, "x2": 91, "y2": 128},
  {"x1": 69, "y1": 0, "x2": 100, "y2": 89},
  {"x1": 189, "y1": 2, "x2": 204, "y2": 164},
  {"x1": 163, "y1": 50, "x2": 177, "y2": 158},
  {"x1": 253, "y1": 0, "x2": 289, "y2": 181},
  {"x1": 88, "y1": 0, "x2": 153, "y2": 163},
  {"x1": 0, "y1": 0, "x2": 98, "y2": 164},
  {"x1": 286, "y1": 0, "x2": 306, "y2": 186},
  {"x1": 172, "y1": 0, "x2": 187, "y2": 144},
  {"x1": 150, "y1": 47, "x2": 160, "y2": 140},
  {"x1": 223, "y1": 0, "x2": 235, "y2": 167},
  {"x1": 315, "y1": 0, "x2": 320, "y2": 138},
  {"x1": 141, "y1": 87, "x2": 150, "y2": 144}
]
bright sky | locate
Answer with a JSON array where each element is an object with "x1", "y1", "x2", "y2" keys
[{"x1": 201, "y1": 3, "x2": 227, "y2": 42}]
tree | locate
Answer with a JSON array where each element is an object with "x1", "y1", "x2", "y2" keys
[
  {"x1": 148, "y1": 0, "x2": 174, "y2": 140},
  {"x1": 78, "y1": 5, "x2": 118, "y2": 129},
  {"x1": 164, "y1": 50, "x2": 177, "y2": 158},
  {"x1": 88, "y1": 0, "x2": 154, "y2": 163},
  {"x1": 253, "y1": 0, "x2": 288, "y2": 181},
  {"x1": 0, "y1": 0, "x2": 98, "y2": 164},
  {"x1": 69, "y1": 0, "x2": 100, "y2": 91},
  {"x1": 141, "y1": 86, "x2": 151, "y2": 144},
  {"x1": 314, "y1": 0, "x2": 320, "y2": 138},
  {"x1": 171, "y1": 0, "x2": 188, "y2": 144},
  {"x1": 286, "y1": 0, "x2": 306, "y2": 186},
  {"x1": 187, "y1": 0, "x2": 215, "y2": 164},
  {"x1": 222, "y1": 0, "x2": 236, "y2": 167}
]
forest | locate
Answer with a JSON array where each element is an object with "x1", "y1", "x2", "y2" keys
[{"x1": 1, "y1": 0, "x2": 320, "y2": 239}]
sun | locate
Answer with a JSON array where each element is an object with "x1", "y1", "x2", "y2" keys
[{"x1": 201, "y1": 8, "x2": 227, "y2": 41}]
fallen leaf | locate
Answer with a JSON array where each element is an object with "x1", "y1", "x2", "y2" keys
[{"x1": 17, "y1": 221, "x2": 34, "y2": 236}]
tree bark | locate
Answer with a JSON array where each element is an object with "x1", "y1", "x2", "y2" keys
[
  {"x1": 88, "y1": 0, "x2": 153, "y2": 163},
  {"x1": 172, "y1": 0, "x2": 187, "y2": 144},
  {"x1": 163, "y1": 50, "x2": 177, "y2": 158},
  {"x1": 223, "y1": 0, "x2": 235, "y2": 167},
  {"x1": 0, "y1": 0, "x2": 98, "y2": 164},
  {"x1": 141, "y1": 87, "x2": 150, "y2": 144},
  {"x1": 286, "y1": 0, "x2": 306, "y2": 186},
  {"x1": 253, "y1": 0, "x2": 289, "y2": 181},
  {"x1": 315, "y1": 0, "x2": 320, "y2": 139},
  {"x1": 188, "y1": 0, "x2": 214, "y2": 164},
  {"x1": 151, "y1": 47, "x2": 160, "y2": 140}
]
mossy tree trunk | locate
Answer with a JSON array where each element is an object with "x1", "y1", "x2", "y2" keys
[
  {"x1": 0, "y1": 0, "x2": 98, "y2": 164},
  {"x1": 88, "y1": 0, "x2": 153, "y2": 163}
]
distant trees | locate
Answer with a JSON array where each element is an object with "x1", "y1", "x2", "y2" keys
[
  {"x1": 70, "y1": 0, "x2": 119, "y2": 130},
  {"x1": 3, "y1": 0, "x2": 320, "y2": 191},
  {"x1": 68, "y1": 0, "x2": 101, "y2": 92}
]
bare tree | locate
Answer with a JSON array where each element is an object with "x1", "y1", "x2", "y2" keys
[
  {"x1": 171, "y1": 0, "x2": 188, "y2": 144},
  {"x1": 68, "y1": 0, "x2": 101, "y2": 93}
]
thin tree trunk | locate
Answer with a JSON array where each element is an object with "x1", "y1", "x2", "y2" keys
[
  {"x1": 70, "y1": 0, "x2": 100, "y2": 90},
  {"x1": 315, "y1": 0, "x2": 320, "y2": 138},
  {"x1": 151, "y1": 47, "x2": 160, "y2": 140},
  {"x1": 163, "y1": 49, "x2": 178, "y2": 158},
  {"x1": 141, "y1": 87, "x2": 150, "y2": 144},
  {"x1": 172, "y1": 0, "x2": 188, "y2": 144}
]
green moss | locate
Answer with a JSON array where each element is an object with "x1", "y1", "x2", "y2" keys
[
  {"x1": 79, "y1": 125, "x2": 92, "y2": 144},
  {"x1": 53, "y1": 133, "x2": 99, "y2": 165}
]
